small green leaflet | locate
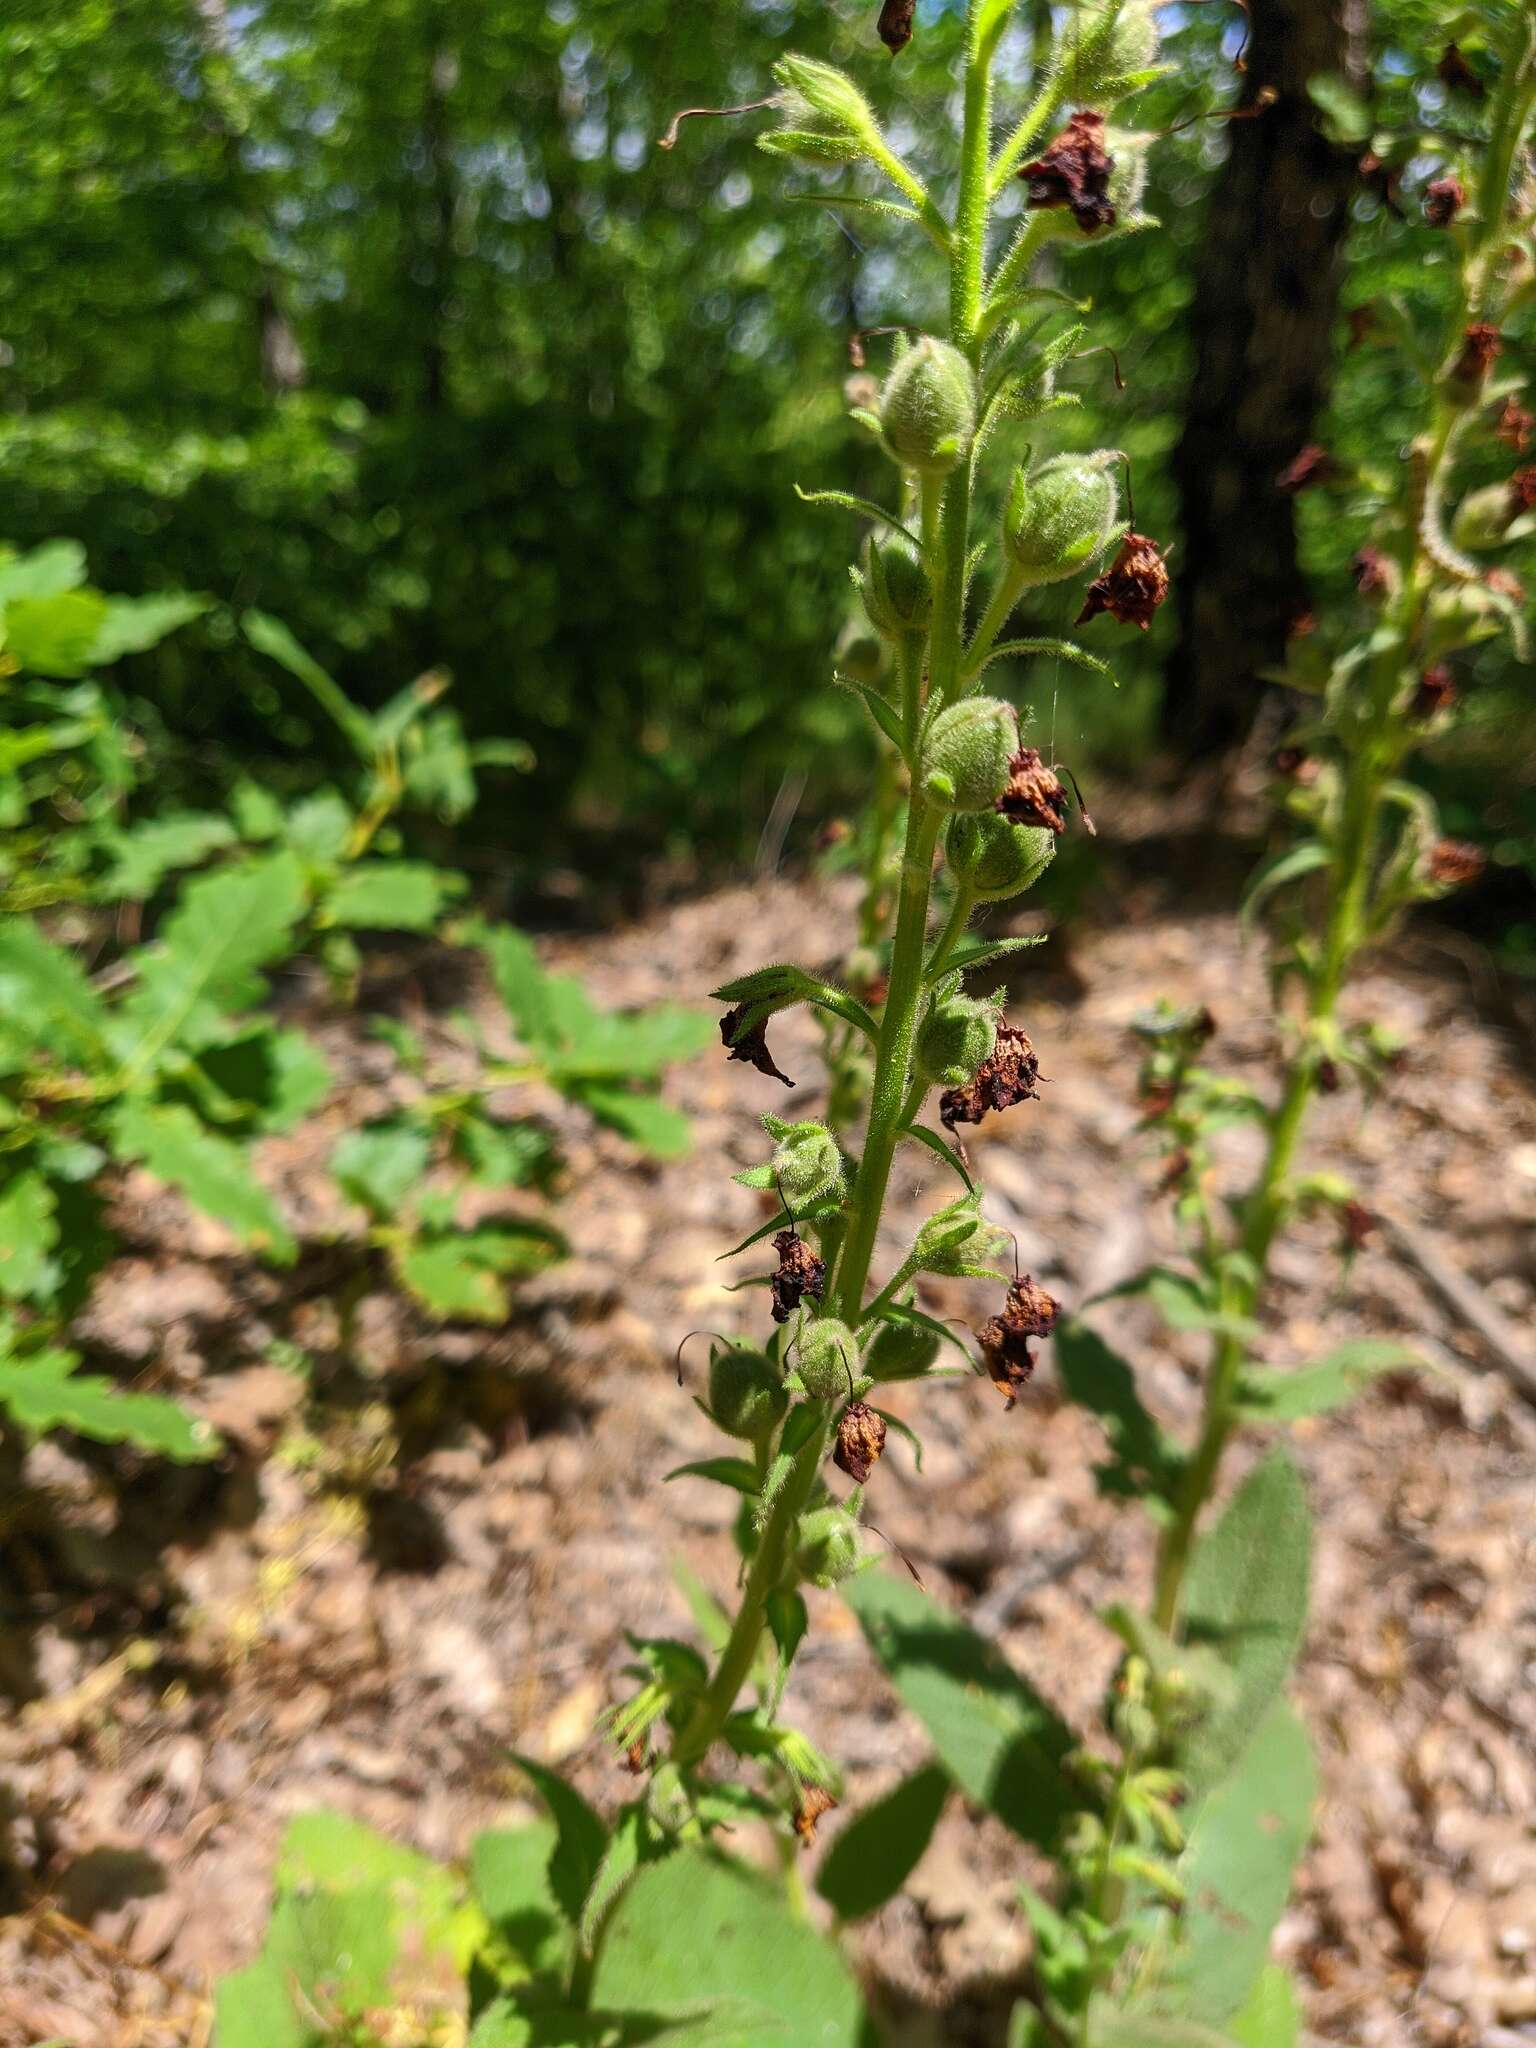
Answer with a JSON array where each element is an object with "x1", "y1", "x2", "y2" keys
[
  {"x1": 322, "y1": 861, "x2": 465, "y2": 932},
  {"x1": 0, "y1": 1346, "x2": 215, "y2": 1461},
  {"x1": 109, "y1": 1100, "x2": 296, "y2": 1262}
]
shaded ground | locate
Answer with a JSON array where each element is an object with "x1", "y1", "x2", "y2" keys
[{"x1": 1, "y1": 853, "x2": 1533, "y2": 2047}]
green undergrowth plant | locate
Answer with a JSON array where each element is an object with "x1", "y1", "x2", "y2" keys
[{"x1": 840, "y1": 12, "x2": 1536, "y2": 2047}]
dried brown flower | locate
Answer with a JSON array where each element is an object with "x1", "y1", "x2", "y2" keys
[
  {"x1": 815, "y1": 818, "x2": 854, "y2": 851},
  {"x1": 978, "y1": 1276, "x2": 1060, "y2": 1410},
  {"x1": 1316, "y1": 1058, "x2": 1341, "y2": 1096},
  {"x1": 1486, "y1": 565, "x2": 1526, "y2": 602},
  {"x1": 1138, "y1": 1075, "x2": 1176, "y2": 1120},
  {"x1": 1424, "y1": 175, "x2": 1466, "y2": 228},
  {"x1": 833, "y1": 1400, "x2": 888, "y2": 1483},
  {"x1": 721, "y1": 1004, "x2": 795, "y2": 1087},
  {"x1": 1276, "y1": 444, "x2": 1339, "y2": 494},
  {"x1": 1352, "y1": 545, "x2": 1392, "y2": 597},
  {"x1": 625, "y1": 1740, "x2": 649, "y2": 1774},
  {"x1": 1341, "y1": 1199, "x2": 1375, "y2": 1253},
  {"x1": 939, "y1": 1020, "x2": 1040, "y2": 1130},
  {"x1": 1076, "y1": 531, "x2": 1171, "y2": 630},
  {"x1": 1508, "y1": 467, "x2": 1536, "y2": 518},
  {"x1": 1272, "y1": 746, "x2": 1320, "y2": 784},
  {"x1": 1495, "y1": 397, "x2": 1534, "y2": 453},
  {"x1": 1437, "y1": 43, "x2": 1485, "y2": 97},
  {"x1": 1427, "y1": 838, "x2": 1486, "y2": 888},
  {"x1": 1452, "y1": 322, "x2": 1502, "y2": 387},
  {"x1": 1020, "y1": 111, "x2": 1117, "y2": 234},
  {"x1": 794, "y1": 1784, "x2": 838, "y2": 1844},
  {"x1": 770, "y1": 1228, "x2": 827, "y2": 1324},
  {"x1": 1411, "y1": 664, "x2": 1456, "y2": 720},
  {"x1": 996, "y1": 746, "x2": 1069, "y2": 832},
  {"x1": 1157, "y1": 1145, "x2": 1192, "y2": 1194},
  {"x1": 1288, "y1": 608, "x2": 1318, "y2": 639}
]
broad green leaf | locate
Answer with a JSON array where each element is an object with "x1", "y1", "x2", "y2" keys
[
  {"x1": 1054, "y1": 1321, "x2": 1183, "y2": 1509},
  {"x1": 88, "y1": 591, "x2": 207, "y2": 663},
  {"x1": 457, "y1": 1113, "x2": 556, "y2": 1189},
  {"x1": 1089, "y1": 2013, "x2": 1245, "y2": 2047},
  {"x1": 96, "y1": 813, "x2": 236, "y2": 899},
  {"x1": 844, "y1": 1571, "x2": 1077, "y2": 1847},
  {"x1": 0, "y1": 1346, "x2": 215, "y2": 1460},
  {"x1": 277, "y1": 1810, "x2": 482, "y2": 1971},
  {"x1": 322, "y1": 860, "x2": 464, "y2": 931},
  {"x1": 2, "y1": 590, "x2": 110, "y2": 675},
  {"x1": 332, "y1": 1121, "x2": 432, "y2": 1218},
  {"x1": 591, "y1": 1847, "x2": 868, "y2": 2047},
  {"x1": 1180, "y1": 1451, "x2": 1311, "y2": 1796},
  {"x1": 576, "y1": 1083, "x2": 692, "y2": 1158},
  {"x1": 483, "y1": 926, "x2": 560, "y2": 1048},
  {"x1": 1148, "y1": 1703, "x2": 1317, "y2": 2024},
  {"x1": 109, "y1": 1101, "x2": 295, "y2": 1262},
  {"x1": 1235, "y1": 1339, "x2": 1422, "y2": 1421},
  {"x1": 544, "y1": 1005, "x2": 715, "y2": 1084},
  {"x1": 470, "y1": 1821, "x2": 572, "y2": 1977},
  {"x1": 1229, "y1": 1964, "x2": 1301, "y2": 2047},
  {"x1": 815, "y1": 1764, "x2": 949, "y2": 1921},
  {"x1": 0, "y1": 1170, "x2": 60, "y2": 1303},
  {"x1": 0, "y1": 920, "x2": 109, "y2": 1066},
  {"x1": 394, "y1": 1223, "x2": 564, "y2": 1322},
  {"x1": 1306, "y1": 71, "x2": 1373, "y2": 143},
  {"x1": 509, "y1": 1755, "x2": 609, "y2": 1926},
  {"x1": 189, "y1": 1027, "x2": 331, "y2": 1134},
  {"x1": 0, "y1": 540, "x2": 88, "y2": 601},
  {"x1": 116, "y1": 852, "x2": 307, "y2": 1058},
  {"x1": 579, "y1": 1800, "x2": 662, "y2": 1952},
  {"x1": 282, "y1": 791, "x2": 354, "y2": 864}
]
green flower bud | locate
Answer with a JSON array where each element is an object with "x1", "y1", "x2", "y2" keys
[
  {"x1": 1105, "y1": 129, "x2": 1152, "y2": 221},
  {"x1": 1451, "y1": 482, "x2": 1517, "y2": 549},
  {"x1": 879, "y1": 336, "x2": 977, "y2": 477},
  {"x1": 1003, "y1": 454, "x2": 1121, "y2": 587},
  {"x1": 760, "y1": 53, "x2": 881, "y2": 168},
  {"x1": 709, "y1": 1345, "x2": 787, "y2": 1442},
  {"x1": 858, "y1": 530, "x2": 932, "y2": 639},
  {"x1": 947, "y1": 813, "x2": 1056, "y2": 901},
  {"x1": 863, "y1": 1317, "x2": 942, "y2": 1382},
  {"x1": 915, "y1": 990, "x2": 997, "y2": 1090},
  {"x1": 1052, "y1": 0, "x2": 1162, "y2": 108},
  {"x1": 911, "y1": 1190, "x2": 1012, "y2": 1278},
  {"x1": 795, "y1": 1504, "x2": 862, "y2": 1587},
  {"x1": 835, "y1": 621, "x2": 886, "y2": 686},
  {"x1": 919, "y1": 696, "x2": 1017, "y2": 812},
  {"x1": 790, "y1": 1315, "x2": 860, "y2": 1400},
  {"x1": 769, "y1": 1117, "x2": 844, "y2": 1207}
]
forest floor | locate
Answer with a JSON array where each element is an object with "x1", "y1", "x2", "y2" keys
[{"x1": 1, "y1": 831, "x2": 1534, "y2": 2048}]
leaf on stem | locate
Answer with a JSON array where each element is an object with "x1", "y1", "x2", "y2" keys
[{"x1": 815, "y1": 1764, "x2": 949, "y2": 1921}]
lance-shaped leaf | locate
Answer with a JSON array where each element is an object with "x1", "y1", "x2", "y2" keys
[
  {"x1": 1235, "y1": 1339, "x2": 1423, "y2": 1422},
  {"x1": 0, "y1": 1345, "x2": 215, "y2": 1461},
  {"x1": 1053, "y1": 1321, "x2": 1183, "y2": 1510},
  {"x1": 815, "y1": 1765, "x2": 949, "y2": 1922}
]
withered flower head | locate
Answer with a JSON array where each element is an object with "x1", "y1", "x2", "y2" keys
[
  {"x1": 977, "y1": 1276, "x2": 1060, "y2": 1410},
  {"x1": 1495, "y1": 397, "x2": 1534, "y2": 453},
  {"x1": 1138, "y1": 1075, "x2": 1176, "y2": 1120},
  {"x1": 939, "y1": 1019, "x2": 1040, "y2": 1130},
  {"x1": 833, "y1": 1400, "x2": 887, "y2": 1483},
  {"x1": 1020, "y1": 111, "x2": 1116, "y2": 234},
  {"x1": 1437, "y1": 42, "x2": 1485, "y2": 97},
  {"x1": 1272, "y1": 746, "x2": 1321, "y2": 784},
  {"x1": 877, "y1": 0, "x2": 915, "y2": 53},
  {"x1": 1157, "y1": 1145, "x2": 1192, "y2": 1194},
  {"x1": 1076, "y1": 531, "x2": 1170, "y2": 631},
  {"x1": 625, "y1": 1739, "x2": 649, "y2": 1775},
  {"x1": 1427, "y1": 837, "x2": 1486, "y2": 888},
  {"x1": 770, "y1": 1227, "x2": 827, "y2": 1324},
  {"x1": 1316, "y1": 1058, "x2": 1341, "y2": 1096},
  {"x1": 1352, "y1": 545, "x2": 1392, "y2": 597},
  {"x1": 720, "y1": 1004, "x2": 795, "y2": 1088},
  {"x1": 1341, "y1": 1199, "x2": 1375, "y2": 1253},
  {"x1": 1411, "y1": 664, "x2": 1456, "y2": 720},
  {"x1": 1288, "y1": 608, "x2": 1318, "y2": 640},
  {"x1": 1424, "y1": 175, "x2": 1466, "y2": 228},
  {"x1": 1508, "y1": 466, "x2": 1536, "y2": 518},
  {"x1": 815, "y1": 817, "x2": 854, "y2": 851},
  {"x1": 1452, "y1": 322, "x2": 1502, "y2": 386},
  {"x1": 1276, "y1": 444, "x2": 1338, "y2": 494},
  {"x1": 996, "y1": 746, "x2": 1069, "y2": 832},
  {"x1": 794, "y1": 1784, "x2": 837, "y2": 1845}
]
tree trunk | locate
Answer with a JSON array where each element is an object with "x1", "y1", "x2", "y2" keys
[{"x1": 1165, "y1": 0, "x2": 1366, "y2": 754}]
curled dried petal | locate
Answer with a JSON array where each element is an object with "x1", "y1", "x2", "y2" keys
[
  {"x1": 939, "y1": 1021, "x2": 1040, "y2": 1130},
  {"x1": 770, "y1": 1228, "x2": 827, "y2": 1324},
  {"x1": 721, "y1": 1004, "x2": 795, "y2": 1087},
  {"x1": 1020, "y1": 111, "x2": 1116, "y2": 234},
  {"x1": 833, "y1": 1400, "x2": 887, "y2": 1483},
  {"x1": 1076, "y1": 531, "x2": 1170, "y2": 630}
]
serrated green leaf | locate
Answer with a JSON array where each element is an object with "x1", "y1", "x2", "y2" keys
[
  {"x1": 0, "y1": 540, "x2": 88, "y2": 601},
  {"x1": 575, "y1": 1083, "x2": 693, "y2": 1158},
  {"x1": 393, "y1": 1222, "x2": 563, "y2": 1322},
  {"x1": 3, "y1": 589, "x2": 110, "y2": 676},
  {"x1": 1235, "y1": 1340, "x2": 1422, "y2": 1421},
  {"x1": 815, "y1": 1764, "x2": 949, "y2": 1921},
  {"x1": 109, "y1": 1100, "x2": 295, "y2": 1261},
  {"x1": 509, "y1": 1755, "x2": 608, "y2": 1927},
  {"x1": 844, "y1": 1571, "x2": 1077, "y2": 1848},
  {"x1": 189, "y1": 1026, "x2": 331, "y2": 1134},
  {"x1": 95, "y1": 813, "x2": 238, "y2": 900},
  {"x1": 0, "y1": 1346, "x2": 215, "y2": 1460},
  {"x1": 470, "y1": 1820, "x2": 572, "y2": 1978},
  {"x1": 332, "y1": 1121, "x2": 432, "y2": 1218},
  {"x1": 0, "y1": 919, "x2": 109, "y2": 1067},
  {"x1": 88, "y1": 592, "x2": 207, "y2": 663},
  {"x1": 322, "y1": 860, "x2": 464, "y2": 931},
  {"x1": 0, "y1": 1170, "x2": 60, "y2": 1304},
  {"x1": 1180, "y1": 1451, "x2": 1311, "y2": 1797}
]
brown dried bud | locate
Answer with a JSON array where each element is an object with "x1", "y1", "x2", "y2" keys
[
  {"x1": 1358, "y1": 153, "x2": 1405, "y2": 219},
  {"x1": 1424, "y1": 175, "x2": 1466, "y2": 228},
  {"x1": 1138, "y1": 1076, "x2": 1176, "y2": 1120},
  {"x1": 1437, "y1": 43, "x2": 1484, "y2": 97},
  {"x1": 625, "y1": 1739, "x2": 649, "y2": 1774},
  {"x1": 1486, "y1": 565, "x2": 1526, "y2": 602},
  {"x1": 1508, "y1": 467, "x2": 1536, "y2": 519},
  {"x1": 1272, "y1": 746, "x2": 1321, "y2": 784},
  {"x1": 1346, "y1": 305, "x2": 1378, "y2": 353},
  {"x1": 1157, "y1": 1146, "x2": 1192, "y2": 1194},
  {"x1": 877, "y1": 0, "x2": 914, "y2": 53},
  {"x1": 1411, "y1": 664, "x2": 1456, "y2": 720},
  {"x1": 721, "y1": 1005, "x2": 795, "y2": 1088},
  {"x1": 977, "y1": 1277, "x2": 1060, "y2": 1410},
  {"x1": 1427, "y1": 838, "x2": 1486, "y2": 888},
  {"x1": 1495, "y1": 397, "x2": 1534, "y2": 454},
  {"x1": 1276, "y1": 444, "x2": 1338, "y2": 494},
  {"x1": 1190, "y1": 1006, "x2": 1217, "y2": 1044},
  {"x1": 1288, "y1": 608, "x2": 1318, "y2": 639},
  {"x1": 1452, "y1": 323, "x2": 1502, "y2": 387},
  {"x1": 1316, "y1": 1058, "x2": 1341, "y2": 1095},
  {"x1": 770, "y1": 1228, "x2": 827, "y2": 1325},
  {"x1": 1352, "y1": 545, "x2": 1393, "y2": 597},
  {"x1": 1076, "y1": 531, "x2": 1171, "y2": 631},
  {"x1": 996, "y1": 747, "x2": 1069, "y2": 832},
  {"x1": 939, "y1": 1020, "x2": 1040, "y2": 1130},
  {"x1": 1341, "y1": 1199, "x2": 1375, "y2": 1252},
  {"x1": 1020, "y1": 111, "x2": 1116, "y2": 234},
  {"x1": 794, "y1": 1784, "x2": 837, "y2": 1844},
  {"x1": 833, "y1": 1400, "x2": 887, "y2": 1483}
]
